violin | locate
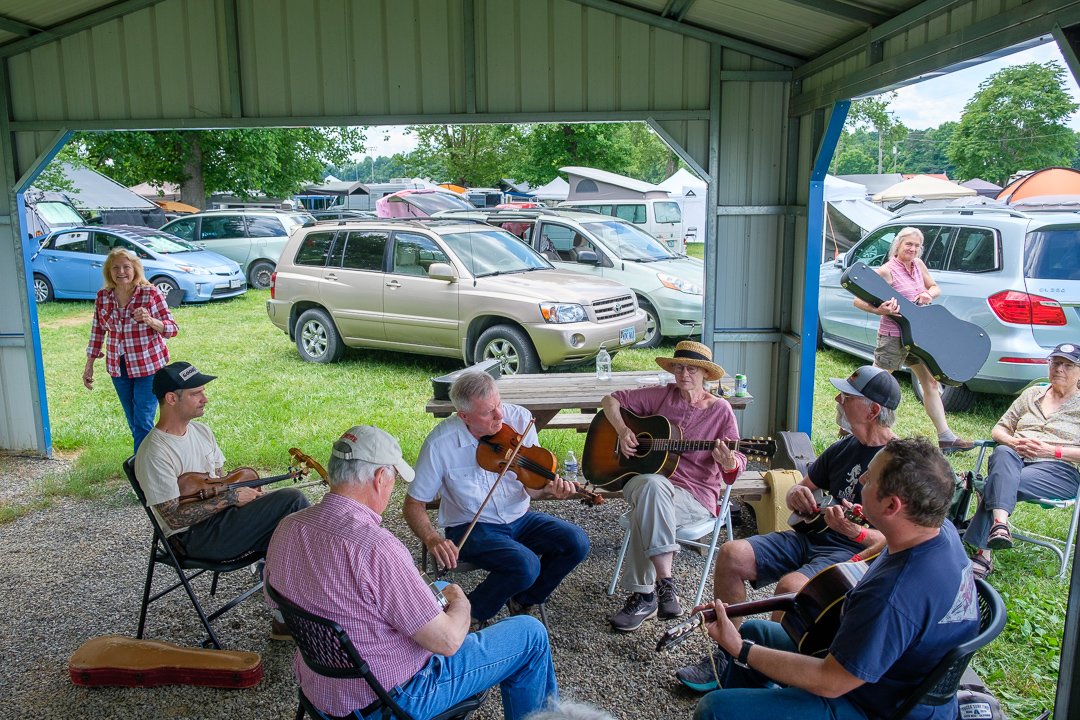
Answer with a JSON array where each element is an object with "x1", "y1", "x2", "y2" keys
[
  {"x1": 176, "y1": 447, "x2": 327, "y2": 503},
  {"x1": 476, "y1": 424, "x2": 604, "y2": 506}
]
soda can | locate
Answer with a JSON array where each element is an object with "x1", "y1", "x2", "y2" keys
[{"x1": 734, "y1": 373, "x2": 748, "y2": 396}]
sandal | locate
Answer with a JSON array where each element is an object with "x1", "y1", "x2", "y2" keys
[
  {"x1": 970, "y1": 553, "x2": 993, "y2": 580},
  {"x1": 987, "y1": 521, "x2": 1014, "y2": 550}
]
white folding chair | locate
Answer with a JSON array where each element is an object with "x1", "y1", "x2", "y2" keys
[
  {"x1": 973, "y1": 441, "x2": 1080, "y2": 579},
  {"x1": 606, "y1": 482, "x2": 735, "y2": 607}
]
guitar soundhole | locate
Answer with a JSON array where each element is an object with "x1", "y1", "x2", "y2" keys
[{"x1": 634, "y1": 433, "x2": 653, "y2": 457}]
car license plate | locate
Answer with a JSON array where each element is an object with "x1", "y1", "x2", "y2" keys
[
  {"x1": 621, "y1": 327, "x2": 636, "y2": 345},
  {"x1": 230, "y1": 278, "x2": 242, "y2": 289}
]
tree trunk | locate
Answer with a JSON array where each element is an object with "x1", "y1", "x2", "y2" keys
[
  {"x1": 179, "y1": 132, "x2": 206, "y2": 209},
  {"x1": 665, "y1": 153, "x2": 678, "y2": 179}
]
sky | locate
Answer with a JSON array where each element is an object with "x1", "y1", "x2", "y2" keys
[{"x1": 355, "y1": 39, "x2": 1080, "y2": 160}]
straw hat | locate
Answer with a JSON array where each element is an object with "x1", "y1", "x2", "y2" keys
[{"x1": 655, "y1": 341, "x2": 725, "y2": 382}]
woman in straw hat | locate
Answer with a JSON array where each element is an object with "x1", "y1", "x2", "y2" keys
[{"x1": 599, "y1": 340, "x2": 746, "y2": 632}]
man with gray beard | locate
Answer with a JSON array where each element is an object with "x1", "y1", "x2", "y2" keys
[{"x1": 675, "y1": 365, "x2": 900, "y2": 692}]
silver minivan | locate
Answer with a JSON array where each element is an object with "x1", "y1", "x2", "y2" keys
[{"x1": 818, "y1": 207, "x2": 1080, "y2": 411}]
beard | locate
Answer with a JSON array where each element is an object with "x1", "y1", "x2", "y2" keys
[{"x1": 836, "y1": 404, "x2": 852, "y2": 433}]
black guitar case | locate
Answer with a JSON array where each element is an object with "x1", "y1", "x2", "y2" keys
[
  {"x1": 840, "y1": 261, "x2": 990, "y2": 385},
  {"x1": 774, "y1": 431, "x2": 816, "y2": 478}
]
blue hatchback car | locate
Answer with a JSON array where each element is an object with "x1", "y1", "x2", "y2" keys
[{"x1": 31, "y1": 225, "x2": 247, "y2": 304}]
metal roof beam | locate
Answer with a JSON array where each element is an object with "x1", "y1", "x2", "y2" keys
[
  {"x1": 792, "y1": 0, "x2": 1080, "y2": 114},
  {"x1": 0, "y1": 0, "x2": 169, "y2": 58},
  {"x1": 562, "y1": 0, "x2": 802, "y2": 67},
  {"x1": 0, "y1": 13, "x2": 44, "y2": 38},
  {"x1": 779, "y1": 0, "x2": 888, "y2": 26},
  {"x1": 661, "y1": 0, "x2": 698, "y2": 22}
]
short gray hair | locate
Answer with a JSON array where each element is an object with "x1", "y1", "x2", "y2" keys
[
  {"x1": 327, "y1": 454, "x2": 382, "y2": 489},
  {"x1": 449, "y1": 371, "x2": 498, "y2": 413},
  {"x1": 876, "y1": 405, "x2": 896, "y2": 428}
]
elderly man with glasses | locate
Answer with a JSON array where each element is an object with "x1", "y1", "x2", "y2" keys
[{"x1": 674, "y1": 365, "x2": 900, "y2": 692}]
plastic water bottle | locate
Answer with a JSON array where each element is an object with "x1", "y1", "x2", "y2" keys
[
  {"x1": 564, "y1": 450, "x2": 579, "y2": 483},
  {"x1": 596, "y1": 345, "x2": 612, "y2": 381}
]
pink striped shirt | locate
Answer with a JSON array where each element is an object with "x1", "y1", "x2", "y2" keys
[
  {"x1": 264, "y1": 493, "x2": 442, "y2": 716},
  {"x1": 878, "y1": 257, "x2": 924, "y2": 338}
]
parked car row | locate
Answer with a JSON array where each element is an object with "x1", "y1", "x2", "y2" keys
[
  {"x1": 818, "y1": 207, "x2": 1080, "y2": 411},
  {"x1": 266, "y1": 217, "x2": 647, "y2": 374}
]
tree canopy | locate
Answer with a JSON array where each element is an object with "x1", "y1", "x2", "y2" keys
[
  {"x1": 73, "y1": 128, "x2": 365, "y2": 208},
  {"x1": 947, "y1": 62, "x2": 1078, "y2": 185}
]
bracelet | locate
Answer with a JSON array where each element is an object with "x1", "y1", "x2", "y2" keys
[
  {"x1": 1056, "y1": 446, "x2": 1063, "y2": 460},
  {"x1": 852, "y1": 528, "x2": 868, "y2": 544},
  {"x1": 850, "y1": 553, "x2": 863, "y2": 562}
]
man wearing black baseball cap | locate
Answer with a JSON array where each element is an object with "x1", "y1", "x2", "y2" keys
[
  {"x1": 676, "y1": 365, "x2": 901, "y2": 692},
  {"x1": 134, "y1": 361, "x2": 309, "y2": 638}
]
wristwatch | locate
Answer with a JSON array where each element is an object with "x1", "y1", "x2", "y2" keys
[{"x1": 735, "y1": 638, "x2": 755, "y2": 668}]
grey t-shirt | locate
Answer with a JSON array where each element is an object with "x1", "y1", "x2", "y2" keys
[{"x1": 134, "y1": 422, "x2": 225, "y2": 536}]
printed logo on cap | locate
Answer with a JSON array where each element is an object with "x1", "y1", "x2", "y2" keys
[{"x1": 179, "y1": 365, "x2": 199, "y2": 381}]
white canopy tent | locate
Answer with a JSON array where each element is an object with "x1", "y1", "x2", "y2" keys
[
  {"x1": 657, "y1": 168, "x2": 708, "y2": 243},
  {"x1": 823, "y1": 175, "x2": 892, "y2": 262},
  {"x1": 529, "y1": 176, "x2": 570, "y2": 204},
  {"x1": 872, "y1": 175, "x2": 977, "y2": 202}
]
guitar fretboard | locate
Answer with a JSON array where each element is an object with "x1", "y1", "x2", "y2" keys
[{"x1": 638, "y1": 439, "x2": 739, "y2": 452}]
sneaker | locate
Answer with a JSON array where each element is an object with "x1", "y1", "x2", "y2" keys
[
  {"x1": 506, "y1": 598, "x2": 535, "y2": 617},
  {"x1": 938, "y1": 437, "x2": 974, "y2": 453},
  {"x1": 270, "y1": 617, "x2": 293, "y2": 641},
  {"x1": 675, "y1": 648, "x2": 729, "y2": 693},
  {"x1": 656, "y1": 577, "x2": 683, "y2": 619},
  {"x1": 609, "y1": 592, "x2": 658, "y2": 632}
]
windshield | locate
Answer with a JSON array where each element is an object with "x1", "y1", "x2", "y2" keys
[
  {"x1": 406, "y1": 192, "x2": 473, "y2": 215},
  {"x1": 284, "y1": 213, "x2": 314, "y2": 232},
  {"x1": 1025, "y1": 226, "x2": 1080, "y2": 280},
  {"x1": 583, "y1": 220, "x2": 675, "y2": 261},
  {"x1": 36, "y1": 201, "x2": 84, "y2": 225},
  {"x1": 655, "y1": 201, "x2": 682, "y2": 223},
  {"x1": 136, "y1": 233, "x2": 199, "y2": 254},
  {"x1": 441, "y1": 228, "x2": 551, "y2": 276}
]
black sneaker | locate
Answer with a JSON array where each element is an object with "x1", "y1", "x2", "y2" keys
[
  {"x1": 675, "y1": 648, "x2": 729, "y2": 693},
  {"x1": 609, "y1": 592, "x2": 658, "y2": 632},
  {"x1": 656, "y1": 577, "x2": 683, "y2": 619},
  {"x1": 506, "y1": 598, "x2": 535, "y2": 617},
  {"x1": 270, "y1": 616, "x2": 293, "y2": 642}
]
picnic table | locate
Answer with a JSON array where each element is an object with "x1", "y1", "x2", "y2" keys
[{"x1": 425, "y1": 370, "x2": 753, "y2": 432}]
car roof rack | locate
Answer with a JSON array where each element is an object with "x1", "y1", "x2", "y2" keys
[
  {"x1": 310, "y1": 216, "x2": 491, "y2": 228},
  {"x1": 896, "y1": 206, "x2": 1031, "y2": 219}
]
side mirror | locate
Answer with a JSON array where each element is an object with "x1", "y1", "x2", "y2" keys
[
  {"x1": 427, "y1": 262, "x2": 458, "y2": 282},
  {"x1": 575, "y1": 249, "x2": 599, "y2": 265}
]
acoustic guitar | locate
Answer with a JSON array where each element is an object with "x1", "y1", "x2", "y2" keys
[
  {"x1": 788, "y1": 489, "x2": 868, "y2": 535},
  {"x1": 655, "y1": 558, "x2": 868, "y2": 656},
  {"x1": 581, "y1": 409, "x2": 775, "y2": 489},
  {"x1": 840, "y1": 260, "x2": 990, "y2": 385}
]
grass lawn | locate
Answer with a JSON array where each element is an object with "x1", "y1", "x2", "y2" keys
[{"x1": 19, "y1": 287, "x2": 1071, "y2": 718}]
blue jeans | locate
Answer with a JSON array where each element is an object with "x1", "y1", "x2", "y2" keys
[
  {"x1": 445, "y1": 511, "x2": 590, "y2": 621},
  {"x1": 365, "y1": 615, "x2": 557, "y2": 720},
  {"x1": 963, "y1": 445, "x2": 1080, "y2": 549},
  {"x1": 694, "y1": 620, "x2": 868, "y2": 720},
  {"x1": 110, "y1": 356, "x2": 158, "y2": 453}
]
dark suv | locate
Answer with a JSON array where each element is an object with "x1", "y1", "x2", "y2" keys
[{"x1": 819, "y1": 207, "x2": 1080, "y2": 411}]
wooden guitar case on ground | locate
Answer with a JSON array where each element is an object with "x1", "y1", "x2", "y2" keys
[
  {"x1": 69, "y1": 635, "x2": 263, "y2": 688},
  {"x1": 840, "y1": 261, "x2": 990, "y2": 385}
]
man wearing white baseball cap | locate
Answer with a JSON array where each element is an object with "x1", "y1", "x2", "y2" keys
[{"x1": 265, "y1": 425, "x2": 558, "y2": 720}]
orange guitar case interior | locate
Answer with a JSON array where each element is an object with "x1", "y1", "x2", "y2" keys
[{"x1": 68, "y1": 635, "x2": 263, "y2": 689}]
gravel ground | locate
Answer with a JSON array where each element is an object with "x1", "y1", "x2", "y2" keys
[{"x1": 0, "y1": 455, "x2": 768, "y2": 720}]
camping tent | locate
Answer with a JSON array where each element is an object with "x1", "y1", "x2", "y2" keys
[
  {"x1": 822, "y1": 175, "x2": 892, "y2": 262},
  {"x1": 960, "y1": 178, "x2": 1002, "y2": 198},
  {"x1": 656, "y1": 168, "x2": 707, "y2": 243},
  {"x1": 872, "y1": 175, "x2": 977, "y2": 202},
  {"x1": 529, "y1": 177, "x2": 569, "y2": 204},
  {"x1": 997, "y1": 167, "x2": 1080, "y2": 209}
]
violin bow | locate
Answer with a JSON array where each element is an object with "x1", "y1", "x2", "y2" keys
[{"x1": 455, "y1": 418, "x2": 536, "y2": 552}]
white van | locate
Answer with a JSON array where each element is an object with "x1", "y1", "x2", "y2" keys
[{"x1": 557, "y1": 198, "x2": 686, "y2": 253}]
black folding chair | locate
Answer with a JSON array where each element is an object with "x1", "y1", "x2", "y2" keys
[
  {"x1": 124, "y1": 456, "x2": 265, "y2": 649},
  {"x1": 886, "y1": 578, "x2": 1007, "y2": 720},
  {"x1": 266, "y1": 583, "x2": 489, "y2": 720}
]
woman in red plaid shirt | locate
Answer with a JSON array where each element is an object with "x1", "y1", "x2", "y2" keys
[{"x1": 83, "y1": 249, "x2": 178, "y2": 452}]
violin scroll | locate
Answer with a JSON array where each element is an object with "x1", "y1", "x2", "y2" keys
[{"x1": 289, "y1": 447, "x2": 329, "y2": 483}]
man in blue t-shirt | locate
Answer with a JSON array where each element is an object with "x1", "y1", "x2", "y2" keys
[
  {"x1": 693, "y1": 437, "x2": 980, "y2": 720},
  {"x1": 676, "y1": 365, "x2": 900, "y2": 690}
]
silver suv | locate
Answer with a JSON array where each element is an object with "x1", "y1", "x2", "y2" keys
[
  {"x1": 819, "y1": 207, "x2": 1080, "y2": 411},
  {"x1": 162, "y1": 209, "x2": 314, "y2": 290},
  {"x1": 266, "y1": 218, "x2": 647, "y2": 373},
  {"x1": 437, "y1": 208, "x2": 704, "y2": 348}
]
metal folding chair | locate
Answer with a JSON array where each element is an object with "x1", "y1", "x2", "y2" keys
[
  {"x1": 124, "y1": 456, "x2": 265, "y2": 649},
  {"x1": 606, "y1": 482, "x2": 735, "y2": 607},
  {"x1": 972, "y1": 441, "x2": 1080, "y2": 579}
]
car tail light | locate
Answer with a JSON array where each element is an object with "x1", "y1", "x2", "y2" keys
[
  {"x1": 270, "y1": 271, "x2": 277, "y2": 299},
  {"x1": 987, "y1": 290, "x2": 1067, "y2": 325}
]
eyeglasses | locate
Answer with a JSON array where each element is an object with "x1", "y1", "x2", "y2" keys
[
  {"x1": 837, "y1": 393, "x2": 863, "y2": 405},
  {"x1": 669, "y1": 364, "x2": 702, "y2": 375}
]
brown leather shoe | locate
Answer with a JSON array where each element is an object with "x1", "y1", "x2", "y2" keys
[
  {"x1": 939, "y1": 437, "x2": 974, "y2": 453},
  {"x1": 270, "y1": 617, "x2": 293, "y2": 641}
]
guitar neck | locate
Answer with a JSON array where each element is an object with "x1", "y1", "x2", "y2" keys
[{"x1": 642, "y1": 438, "x2": 740, "y2": 453}]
